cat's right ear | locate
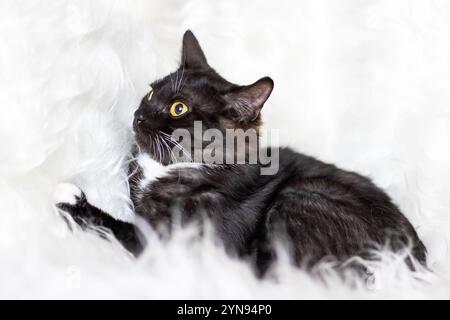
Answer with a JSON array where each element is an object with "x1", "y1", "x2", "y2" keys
[
  {"x1": 224, "y1": 77, "x2": 274, "y2": 124},
  {"x1": 181, "y1": 30, "x2": 209, "y2": 70}
]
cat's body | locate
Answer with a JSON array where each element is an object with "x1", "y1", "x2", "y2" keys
[
  {"x1": 127, "y1": 147, "x2": 426, "y2": 274},
  {"x1": 56, "y1": 30, "x2": 426, "y2": 276}
]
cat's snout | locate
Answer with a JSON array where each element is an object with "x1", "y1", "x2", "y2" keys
[{"x1": 134, "y1": 110, "x2": 146, "y2": 125}]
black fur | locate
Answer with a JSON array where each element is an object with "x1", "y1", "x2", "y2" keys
[
  {"x1": 56, "y1": 193, "x2": 145, "y2": 255},
  {"x1": 57, "y1": 30, "x2": 426, "y2": 276}
]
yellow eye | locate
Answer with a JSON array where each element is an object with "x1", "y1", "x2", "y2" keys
[
  {"x1": 169, "y1": 101, "x2": 189, "y2": 118},
  {"x1": 147, "y1": 88, "x2": 154, "y2": 102}
]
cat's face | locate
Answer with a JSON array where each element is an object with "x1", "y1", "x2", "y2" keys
[{"x1": 133, "y1": 30, "x2": 273, "y2": 165}]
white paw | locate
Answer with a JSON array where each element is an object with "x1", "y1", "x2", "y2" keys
[{"x1": 53, "y1": 183, "x2": 83, "y2": 205}]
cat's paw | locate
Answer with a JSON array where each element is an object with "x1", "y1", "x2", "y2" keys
[{"x1": 54, "y1": 183, "x2": 88, "y2": 229}]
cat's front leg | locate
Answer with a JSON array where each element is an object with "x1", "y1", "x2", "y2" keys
[{"x1": 54, "y1": 183, "x2": 145, "y2": 256}]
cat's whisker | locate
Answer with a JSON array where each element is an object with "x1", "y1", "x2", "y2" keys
[
  {"x1": 169, "y1": 73, "x2": 175, "y2": 92},
  {"x1": 177, "y1": 59, "x2": 186, "y2": 93},
  {"x1": 156, "y1": 134, "x2": 164, "y2": 163},
  {"x1": 172, "y1": 141, "x2": 192, "y2": 162},
  {"x1": 158, "y1": 131, "x2": 180, "y2": 164},
  {"x1": 157, "y1": 133, "x2": 169, "y2": 157},
  {"x1": 174, "y1": 68, "x2": 180, "y2": 94},
  {"x1": 152, "y1": 134, "x2": 159, "y2": 162},
  {"x1": 160, "y1": 136, "x2": 174, "y2": 161},
  {"x1": 160, "y1": 135, "x2": 178, "y2": 164},
  {"x1": 126, "y1": 154, "x2": 141, "y2": 180},
  {"x1": 159, "y1": 131, "x2": 192, "y2": 161},
  {"x1": 149, "y1": 135, "x2": 156, "y2": 161}
]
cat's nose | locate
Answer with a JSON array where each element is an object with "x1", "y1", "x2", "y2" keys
[{"x1": 134, "y1": 110, "x2": 146, "y2": 124}]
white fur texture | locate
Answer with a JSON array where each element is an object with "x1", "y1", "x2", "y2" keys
[
  {"x1": 54, "y1": 183, "x2": 83, "y2": 206},
  {"x1": 1, "y1": 0, "x2": 450, "y2": 299},
  {"x1": 136, "y1": 153, "x2": 202, "y2": 190}
]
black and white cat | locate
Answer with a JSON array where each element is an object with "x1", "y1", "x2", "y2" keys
[{"x1": 55, "y1": 30, "x2": 426, "y2": 276}]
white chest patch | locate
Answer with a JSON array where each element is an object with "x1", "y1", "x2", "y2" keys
[
  {"x1": 137, "y1": 153, "x2": 169, "y2": 189},
  {"x1": 137, "y1": 153, "x2": 203, "y2": 190}
]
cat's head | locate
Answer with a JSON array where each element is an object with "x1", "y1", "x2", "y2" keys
[{"x1": 133, "y1": 30, "x2": 274, "y2": 165}]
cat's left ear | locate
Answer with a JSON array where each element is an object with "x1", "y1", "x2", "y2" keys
[
  {"x1": 224, "y1": 77, "x2": 274, "y2": 123},
  {"x1": 181, "y1": 30, "x2": 209, "y2": 70}
]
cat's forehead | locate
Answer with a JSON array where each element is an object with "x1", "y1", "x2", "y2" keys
[
  {"x1": 148, "y1": 76, "x2": 194, "y2": 103},
  {"x1": 150, "y1": 69, "x2": 233, "y2": 96}
]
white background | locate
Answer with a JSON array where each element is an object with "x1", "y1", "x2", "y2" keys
[{"x1": 0, "y1": 0, "x2": 449, "y2": 298}]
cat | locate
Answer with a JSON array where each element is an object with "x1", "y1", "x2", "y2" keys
[{"x1": 55, "y1": 30, "x2": 426, "y2": 276}]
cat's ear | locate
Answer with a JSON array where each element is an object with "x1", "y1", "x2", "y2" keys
[
  {"x1": 224, "y1": 77, "x2": 274, "y2": 123},
  {"x1": 181, "y1": 30, "x2": 209, "y2": 70}
]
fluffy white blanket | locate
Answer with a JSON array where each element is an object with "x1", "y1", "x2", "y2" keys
[{"x1": 1, "y1": 0, "x2": 449, "y2": 299}]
